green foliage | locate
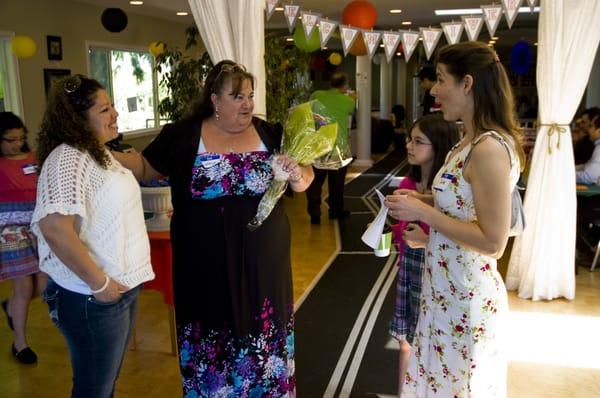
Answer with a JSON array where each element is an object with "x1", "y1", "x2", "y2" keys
[
  {"x1": 265, "y1": 34, "x2": 312, "y2": 125},
  {"x1": 155, "y1": 27, "x2": 213, "y2": 122}
]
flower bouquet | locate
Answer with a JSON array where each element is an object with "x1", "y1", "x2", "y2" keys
[{"x1": 247, "y1": 100, "x2": 338, "y2": 231}]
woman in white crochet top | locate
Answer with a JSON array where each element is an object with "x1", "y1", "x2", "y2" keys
[{"x1": 31, "y1": 75, "x2": 154, "y2": 398}]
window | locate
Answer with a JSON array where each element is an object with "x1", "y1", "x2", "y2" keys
[
  {"x1": 0, "y1": 33, "x2": 24, "y2": 116},
  {"x1": 88, "y1": 44, "x2": 169, "y2": 134}
]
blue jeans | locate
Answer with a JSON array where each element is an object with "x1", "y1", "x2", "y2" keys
[{"x1": 43, "y1": 279, "x2": 140, "y2": 398}]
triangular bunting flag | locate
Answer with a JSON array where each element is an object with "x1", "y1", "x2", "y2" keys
[
  {"x1": 265, "y1": 0, "x2": 281, "y2": 21},
  {"x1": 301, "y1": 12, "x2": 321, "y2": 39},
  {"x1": 340, "y1": 25, "x2": 360, "y2": 56},
  {"x1": 401, "y1": 31, "x2": 420, "y2": 62},
  {"x1": 482, "y1": 5, "x2": 503, "y2": 38},
  {"x1": 318, "y1": 19, "x2": 338, "y2": 49},
  {"x1": 526, "y1": 0, "x2": 538, "y2": 12},
  {"x1": 284, "y1": 4, "x2": 301, "y2": 33},
  {"x1": 382, "y1": 31, "x2": 402, "y2": 63},
  {"x1": 461, "y1": 16, "x2": 484, "y2": 41},
  {"x1": 420, "y1": 27, "x2": 442, "y2": 61},
  {"x1": 502, "y1": 0, "x2": 523, "y2": 29},
  {"x1": 362, "y1": 30, "x2": 382, "y2": 61},
  {"x1": 441, "y1": 22, "x2": 464, "y2": 45}
]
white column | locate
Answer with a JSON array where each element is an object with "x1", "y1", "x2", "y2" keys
[
  {"x1": 586, "y1": 48, "x2": 600, "y2": 108},
  {"x1": 395, "y1": 59, "x2": 407, "y2": 108},
  {"x1": 379, "y1": 54, "x2": 392, "y2": 120},
  {"x1": 354, "y1": 55, "x2": 373, "y2": 167}
]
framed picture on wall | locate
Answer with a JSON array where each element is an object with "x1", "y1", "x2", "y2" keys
[
  {"x1": 43, "y1": 68, "x2": 70, "y2": 96},
  {"x1": 46, "y1": 35, "x2": 63, "y2": 61}
]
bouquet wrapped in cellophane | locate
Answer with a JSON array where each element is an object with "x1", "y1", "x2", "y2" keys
[{"x1": 247, "y1": 100, "x2": 338, "y2": 231}]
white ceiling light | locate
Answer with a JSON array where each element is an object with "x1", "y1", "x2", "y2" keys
[
  {"x1": 176, "y1": 11, "x2": 188, "y2": 16},
  {"x1": 129, "y1": 1, "x2": 143, "y2": 5},
  {"x1": 275, "y1": 7, "x2": 284, "y2": 11},
  {"x1": 401, "y1": 21, "x2": 412, "y2": 25},
  {"x1": 390, "y1": 9, "x2": 402, "y2": 14},
  {"x1": 435, "y1": 6, "x2": 540, "y2": 16}
]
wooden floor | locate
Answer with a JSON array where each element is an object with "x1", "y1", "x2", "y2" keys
[{"x1": 1, "y1": 165, "x2": 600, "y2": 397}]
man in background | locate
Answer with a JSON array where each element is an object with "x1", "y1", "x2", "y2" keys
[
  {"x1": 417, "y1": 66, "x2": 439, "y2": 115},
  {"x1": 306, "y1": 72, "x2": 355, "y2": 225}
]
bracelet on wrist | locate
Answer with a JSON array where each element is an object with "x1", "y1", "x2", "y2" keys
[{"x1": 90, "y1": 275, "x2": 110, "y2": 294}]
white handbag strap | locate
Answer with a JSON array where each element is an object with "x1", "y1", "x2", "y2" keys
[{"x1": 463, "y1": 130, "x2": 516, "y2": 171}]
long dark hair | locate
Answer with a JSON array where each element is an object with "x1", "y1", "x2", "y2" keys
[
  {"x1": 436, "y1": 41, "x2": 525, "y2": 169},
  {"x1": 37, "y1": 74, "x2": 109, "y2": 167},
  {"x1": 187, "y1": 60, "x2": 255, "y2": 122},
  {"x1": 407, "y1": 114, "x2": 461, "y2": 189},
  {"x1": 0, "y1": 112, "x2": 30, "y2": 156}
]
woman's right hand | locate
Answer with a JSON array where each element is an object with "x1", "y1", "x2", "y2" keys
[{"x1": 92, "y1": 278, "x2": 129, "y2": 303}]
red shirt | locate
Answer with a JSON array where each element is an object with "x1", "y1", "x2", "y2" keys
[{"x1": 0, "y1": 152, "x2": 38, "y2": 203}]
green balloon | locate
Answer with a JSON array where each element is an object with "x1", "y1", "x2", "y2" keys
[{"x1": 293, "y1": 26, "x2": 320, "y2": 53}]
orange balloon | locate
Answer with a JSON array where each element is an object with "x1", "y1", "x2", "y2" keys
[
  {"x1": 342, "y1": 1, "x2": 377, "y2": 29},
  {"x1": 349, "y1": 33, "x2": 367, "y2": 56}
]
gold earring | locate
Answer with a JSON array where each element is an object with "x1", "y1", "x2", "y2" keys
[{"x1": 215, "y1": 106, "x2": 220, "y2": 120}]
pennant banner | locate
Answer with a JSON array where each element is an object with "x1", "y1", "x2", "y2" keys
[
  {"x1": 482, "y1": 5, "x2": 503, "y2": 38},
  {"x1": 441, "y1": 22, "x2": 464, "y2": 45},
  {"x1": 318, "y1": 19, "x2": 338, "y2": 49},
  {"x1": 502, "y1": 0, "x2": 523, "y2": 29},
  {"x1": 401, "y1": 31, "x2": 420, "y2": 62},
  {"x1": 340, "y1": 25, "x2": 360, "y2": 56},
  {"x1": 382, "y1": 31, "x2": 402, "y2": 63},
  {"x1": 462, "y1": 15, "x2": 484, "y2": 41},
  {"x1": 526, "y1": 0, "x2": 538, "y2": 12},
  {"x1": 284, "y1": 4, "x2": 301, "y2": 33},
  {"x1": 265, "y1": 0, "x2": 280, "y2": 21},
  {"x1": 301, "y1": 12, "x2": 320, "y2": 39},
  {"x1": 363, "y1": 30, "x2": 383, "y2": 61},
  {"x1": 420, "y1": 27, "x2": 442, "y2": 61}
]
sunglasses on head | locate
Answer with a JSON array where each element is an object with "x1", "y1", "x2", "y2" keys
[{"x1": 63, "y1": 75, "x2": 82, "y2": 95}]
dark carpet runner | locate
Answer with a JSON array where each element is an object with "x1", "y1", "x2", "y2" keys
[{"x1": 295, "y1": 150, "x2": 408, "y2": 397}]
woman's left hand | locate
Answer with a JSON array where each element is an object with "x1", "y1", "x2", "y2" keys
[
  {"x1": 403, "y1": 223, "x2": 428, "y2": 249},
  {"x1": 384, "y1": 193, "x2": 428, "y2": 222}
]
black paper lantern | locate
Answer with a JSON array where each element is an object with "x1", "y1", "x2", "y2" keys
[{"x1": 101, "y1": 8, "x2": 128, "y2": 33}]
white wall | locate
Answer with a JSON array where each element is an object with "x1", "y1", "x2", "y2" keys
[{"x1": 0, "y1": 0, "x2": 194, "y2": 147}]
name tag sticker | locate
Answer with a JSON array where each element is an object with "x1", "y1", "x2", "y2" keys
[
  {"x1": 197, "y1": 154, "x2": 221, "y2": 169},
  {"x1": 22, "y1": 163, "x2": 37, "y2": 175}
]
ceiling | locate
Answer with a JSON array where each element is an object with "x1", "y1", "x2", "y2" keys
[{"x1": 74, "y1": 0, "x2": 539, "y2": 44}]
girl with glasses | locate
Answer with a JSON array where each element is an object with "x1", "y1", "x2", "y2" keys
[
  {"x1": 389, "y1": 114, "x2": 460, "y2": 397},
  {"x1": 0, "y1": 112, "x2": 46, "y2": 365}
]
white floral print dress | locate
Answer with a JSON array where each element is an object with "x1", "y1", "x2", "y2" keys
[{"x1": 403, "y1": 133, "x2": 519, "y2": 397}]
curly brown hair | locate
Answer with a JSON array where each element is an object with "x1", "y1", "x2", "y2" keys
[{"x1": 37, "y1": 74, "x2": 109, "y2": 168}]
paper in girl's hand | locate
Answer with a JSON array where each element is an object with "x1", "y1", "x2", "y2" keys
[{"x1": 361, "y1": 189, "x2": 389, "y2": 249}]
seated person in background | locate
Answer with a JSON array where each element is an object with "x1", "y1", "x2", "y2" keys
[
  {"x1": 576, "y1": 113, "x2": 600, "y2": 184},
  {"x1": 574, "y1": 107, "x2": 600, "y2": 165}
]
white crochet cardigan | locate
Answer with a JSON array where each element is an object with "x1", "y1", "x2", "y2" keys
[{"x1": 31, "y1": 144, "x2": 154, "y2": 294}]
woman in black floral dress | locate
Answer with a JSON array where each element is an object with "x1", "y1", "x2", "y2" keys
[{"x1": 113, "y1": 61, "x2": 313, "y2": 397}]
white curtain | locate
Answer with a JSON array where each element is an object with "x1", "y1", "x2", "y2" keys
[
  {"x1": 506, "y1": 0, "x2": 600, "y2": 301},
  {"x1": 188, "y1": 0, "x2": 267, "y2": 119}
]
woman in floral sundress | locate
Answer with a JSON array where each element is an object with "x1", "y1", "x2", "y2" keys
[{"x1": 386, "y1": 41, "x2": 525, "y2": 397}]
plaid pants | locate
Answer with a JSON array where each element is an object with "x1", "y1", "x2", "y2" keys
[{"x1": 389, "y1": 247, "x2": 425, "y2": 345}]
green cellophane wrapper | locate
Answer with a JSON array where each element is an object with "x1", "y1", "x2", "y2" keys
[
  {"x1": 247, "y1": 100, "x2": 338, "y2": 231},
  {"x1": 312, "y1": 114, "x2": 353, "y2": 169}
]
